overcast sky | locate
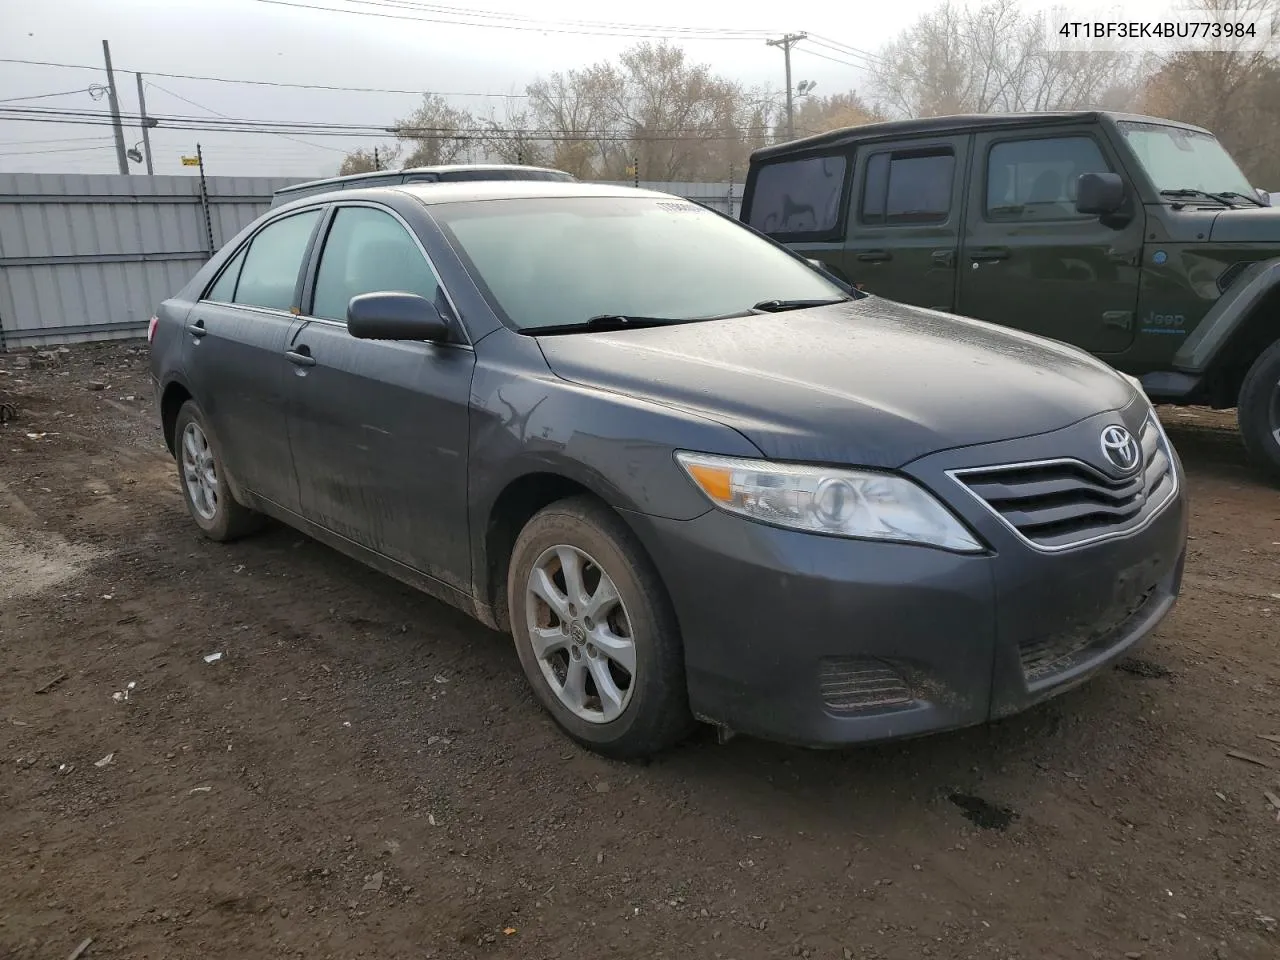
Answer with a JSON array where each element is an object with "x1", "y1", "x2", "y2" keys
[{"x1": 0, "y1": 0, "x2": 1173, "y2": 178}]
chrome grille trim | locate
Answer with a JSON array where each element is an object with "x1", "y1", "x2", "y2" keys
[{"x1": 946, "y1": 413, "x2": 1178, "y2": 554}]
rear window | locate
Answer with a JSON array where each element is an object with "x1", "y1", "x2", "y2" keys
[
  {"x1": 860, "y1": 148, "x2": 955, "y2": 225},
  {"x1": 747, "y1": 155, "x2": 847, "y2": 236}
]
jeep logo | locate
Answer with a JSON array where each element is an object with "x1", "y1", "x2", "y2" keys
[{"x1": 1146, "y1": 312, "x2": 1185, "y2": 327}]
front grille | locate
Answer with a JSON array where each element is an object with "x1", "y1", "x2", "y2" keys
[
  {"x1": 951, "y1": 416, "x2": 1175, "y2": 551},
  {"x1": 1019, "y1": 586, "x2": 1159, "y2": 682},
  {"x1": 818, "y1": 657, "x2": 913, "y2": 712}
]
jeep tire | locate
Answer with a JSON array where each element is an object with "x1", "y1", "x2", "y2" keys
[{"x1": 1237, "y1": 338, "x2": 1280, "y2": 483}]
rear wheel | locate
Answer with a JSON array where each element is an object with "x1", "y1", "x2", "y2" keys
[
  {"x1": 507, "y1": 495, "x2": 694, "y2": 759},
  {"x1": 1237, "y1": 339, "x2": 1280, "y2": 483},
  {"x1": 173, "y1": 400, "x2": 264, "y2": 541}
]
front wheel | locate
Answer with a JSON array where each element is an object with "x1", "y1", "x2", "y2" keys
[
  {"x1": 506, "y1": 496, "x2": 694, "y2": 759},
  {"x1": 1237, "y1": 339, "x2": 1280, "y2": 483}
]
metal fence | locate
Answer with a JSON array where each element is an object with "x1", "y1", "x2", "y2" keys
[{"x1": 0, "y1": 173, "x2": 740, "y2": 349}]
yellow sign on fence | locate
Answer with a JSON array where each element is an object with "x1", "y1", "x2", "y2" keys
[{"x1": 181, "y1": 156, "x2": 200, "y2": 167}]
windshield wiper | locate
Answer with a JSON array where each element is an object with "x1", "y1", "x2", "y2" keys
[
  {"x1": 1214, "y1": 190, "x2": 1266, "y2": 207},
  {"x1": 519, "y1": 314, "x2": 690, "y2": 335},
  {"x1": 751, "y1": 296, "x2": 854, "y2": 313},
  {"x1": 1160, "y1": 188, "x2": 1241, "y2": 206}
]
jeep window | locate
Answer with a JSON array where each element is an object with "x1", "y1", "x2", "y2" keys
[
  {"x1": 747, "y1": 155, "x2": 847, "y2": 236},
  {"x1": 1118, "y1": 121, "x2": 1253, "y2": 197},
  {"x1": 860, "y1": 149, "x2": 954, "y2": 225},
  {"x1": 986, "y1": 137, "x2": 1109, "y2": 221}
]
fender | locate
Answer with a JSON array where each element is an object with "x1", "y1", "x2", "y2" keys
[{"x1": 1174, "y1": 256, "x2": 1280, "y2": 374}]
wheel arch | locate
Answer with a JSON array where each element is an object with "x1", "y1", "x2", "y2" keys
[{"x1": 477, "y1": 466, "x2": 664, "y2": 634}]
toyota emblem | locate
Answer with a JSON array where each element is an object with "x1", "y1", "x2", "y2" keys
[{"x1": 1100, "y1": 425, "x2": 1141, "y2": 474}]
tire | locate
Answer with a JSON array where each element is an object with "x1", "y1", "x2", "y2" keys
[
  {"x1": 506, "y1": 495, "x2": 695, "y2": 759},
  {"x1": 1237, "y1": 338, "x2": 1280, "y2": 483},
  {"x1": 172, "y1": 400, "x2": 264, "y2": 542}
]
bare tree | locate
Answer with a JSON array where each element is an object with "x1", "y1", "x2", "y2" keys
[
  {"x1": 394, "y1": 93, "x2": 474, "y2": 167},
  {"x1": 337, "y1": 143, "x2": 401, "y2": 176},
  {"x1": 523, "y1": 42, "x2": 774, "y2": 181},
  {"x1": 871, "y1": 0, "x2": 1136, "y2": 117}
]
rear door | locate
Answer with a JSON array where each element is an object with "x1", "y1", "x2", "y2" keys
[
  {"x1": 283, "y1": 202, "x2": 476, "y2": 590},
  {"x1": 843, "y1": 135, "x2": 970, "y2": 312},
  {"x1": 958, "y1": 128, "x2": 1143, "y2": 354},
  {"x1": 741, "y1": 151, "x2": 851, "y2": 278},
  {"x1": 182, "y1": 207, "x2": 323, "y2": 513}
]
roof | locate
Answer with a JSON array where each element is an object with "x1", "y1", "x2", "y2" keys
[
  {"x1": 273, "y1": 163, "x2": 572, "y2": 196},
  {"x1": 269, "y1": 180, "x2": 677, "y2": 212},
  {"x1": 395, "y1": 180, "x2": 675, "y2": 205},
  {"x1": 750, "y1": 111, "x2": 1212, "y2": 162}
]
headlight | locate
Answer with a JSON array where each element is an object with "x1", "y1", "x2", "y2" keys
[{"x1": 675, "y1": 451, "x2": 983, "y2": 553}]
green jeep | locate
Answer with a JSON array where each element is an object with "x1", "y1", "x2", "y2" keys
[{"x1": 741, "y1": 111, "x2": 1280, "y2": 480}]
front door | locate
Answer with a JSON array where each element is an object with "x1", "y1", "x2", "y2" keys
[
  {"x1": 181, "y1": 207, "x2": 323, "y2": 513},
  {"x1": 958, "y1": 129, "x2": 1144, "y2": 354},
  {"x1": 842, "y1": 134, "x2": 970, "y2": 312},
  {"x1": 284, "y1": 203, "x2": 476, "y2": 592}
]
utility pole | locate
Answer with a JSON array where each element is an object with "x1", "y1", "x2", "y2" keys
[
  {"x1": 766, "y1": 33, "x2": 807, "y2": 142},
  {"x1": 101, "y1": 40, "x2": 129, "y2": 175},
  {"x1": 373, "y1": 146, "x2": 380, "y2": 170},
  {"x1": 135, "y1": 72, "x2": 154, "y2": 175}
]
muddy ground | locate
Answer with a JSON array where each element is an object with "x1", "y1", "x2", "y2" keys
[{"x1": 0, "y1": 342, "x2": 1277, "y2": 960}]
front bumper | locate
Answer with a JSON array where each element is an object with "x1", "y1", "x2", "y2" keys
[{"x1": 623, "y1": 408, "x2": 1189, "y2": 748}]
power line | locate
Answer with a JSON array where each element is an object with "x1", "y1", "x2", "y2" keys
[
  {"x1": 0, "y1": 88, "x2": 94, "y2": 104},
  {"x1": 0, "y1": 110, "x2": 782, "y2": 144},
  {"x1": 252, "y1": 0, "x2": 777, "y2": 40},
  {"x1": 0, "y1": 142, "x2": 115, "y2": 157},
  {"x1": 143, "y1": 80, "x2": 350, "y2": 154},
  {"x1": 315, "y1": 0, "x2": 781, "y2": 35},
  {"x1": 806, "y1": 34, "x2": 883, "y2": 64},
  {"x1": 0, "y1": 57, "x2": 725, "y2": 100},
  {"x1": 796, "y1": 46, "x2": 872, "y2": 71}
]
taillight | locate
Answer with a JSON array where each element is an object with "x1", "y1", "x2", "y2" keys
[{"x1": 147, "y1": 315, "x2": 159, "y2": 343}]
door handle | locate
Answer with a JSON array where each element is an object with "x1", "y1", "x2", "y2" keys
[
  {"x1": 856, "y1": 250, "x2": 892, "y2": 262},
  {"x1": 970, "y1": 247, "x2": 1010, "y2": 262},
  {"x1": 1103, "y1": 310, "x2": 1133, "y2": 331},
  {"x1": 186, "y1": 319, "x2": 207, "y2": 338},
  {"x1": 284, "y1": 347, "x2": 316, "y2": 367},
  {"x1": 931, "y1": 249, "x2": 956, "y2": 267}
]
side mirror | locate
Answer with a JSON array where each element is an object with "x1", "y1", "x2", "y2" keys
[
  {"x1": 1075, "y1": 172, "x2": 1125, "y2": 216},
  {"x1": 347, "y1": 292, "x2": 449, "y2": 342}
]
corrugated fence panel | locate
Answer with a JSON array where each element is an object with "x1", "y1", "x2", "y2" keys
[
  {"x1": 0, "y1": 174, "x2": 738, "y2": 348},
  {"x1": 0, "y1": 173, "x2": 305, "y2": 348}
]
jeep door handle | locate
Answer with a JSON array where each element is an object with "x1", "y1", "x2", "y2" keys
[
  {"x1": 856, "y1": 250, "x2": 893, "y2": 262},
  {"x1": 284, "y1": 348, "x2": 316, "y2": 367},
  {"x1": 186, "y1": 319, "x2": 207, "y2": 338},
  {"x1": 931, "y1": 249, "x2": 956, "y2": 267},
  {"x1": 970, "y1": 247, "x2": 1010, "y2": 262}
]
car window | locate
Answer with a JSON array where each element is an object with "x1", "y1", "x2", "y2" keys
[
  {"x1": 205, "y1": 246, "x2": 247, "y2": 302},
  {"x1": 232, "y1": 209, "x2": 322, "y2": 311},
  {"x1": 747, "y1": 155, "x2": 847, "y2": 236},
  {"x1": 310, "y1": 206, "x2": 441, "y2": 323},
  {"x1": 860, "y1": 149, "x2": 955, "y2": 225},
  {"x1": 432, "y1": 196, "x2": 849, "y2": 331},
  {"x1": 986, "y1": 136, "x2": 1110, "y2": 221}
]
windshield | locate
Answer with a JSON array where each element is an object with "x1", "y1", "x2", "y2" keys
[
  {"x1": 1119, "y1": 121, "x2": 1254, "y2": 197},
  {"x1": 431, "y1": 196, "x2": 849, "y2": 330}
]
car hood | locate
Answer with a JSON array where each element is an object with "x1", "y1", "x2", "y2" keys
[
  {"x1": 1207, "y1": 206, "x2": 1280, "y2": 242},
  {"x1": 535, "y1": 297, "x2": 1137, "y2": 468}
]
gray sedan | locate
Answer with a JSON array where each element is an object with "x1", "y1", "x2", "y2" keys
[{"x1": 149, "y1": 181, "x2": 1188, "y2": 757}]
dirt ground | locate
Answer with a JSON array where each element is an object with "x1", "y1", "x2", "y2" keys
[{"x1": 0, "y1": 341, "x2": 1277, "y2": 960}]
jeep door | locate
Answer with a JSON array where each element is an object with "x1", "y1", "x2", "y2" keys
[
  {"x1": 958, "y1": 128, "x2": 1144, "y2": 354},
  {"x1": 842, "y1": 135, "x2": 970, "y2": 312}
]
